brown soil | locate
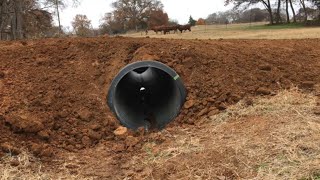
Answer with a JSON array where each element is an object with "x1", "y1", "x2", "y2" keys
[{"x1": 0, "y1": 37, "x2": 320, "y2": 178}]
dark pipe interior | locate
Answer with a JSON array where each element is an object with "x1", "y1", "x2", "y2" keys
[{"x1": 112, "y1": 66, "x2": 183, "y2": 130}]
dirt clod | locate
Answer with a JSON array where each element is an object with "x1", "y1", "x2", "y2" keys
[
  {"x1": 81, "y1": 136, "x2": 92, "y2": 147},
  {"x1": 0, "y1": 71, "x2": 5, "y2": 79},
  {"x1": 198, "y1": 108, "x2": 209, "y2": 116},
  {"x1": 256, "y1": 87, "x2": 271, "y2": 95},
  {"x1": 1, "y1": 143, "x2": 21, "y2": 155},
  {"x1": 37, "y1": 130, "x2": 51, "y2": 140},
  {"x1": 300, "y1": 81, "x2": 315, "y2": 89},
  {"x1": 259, "y1": 65, "x2": 272, "y2": 71},
  {"x1": 78, "y1": 108, "x2": 92, "y2": 122},
  {"x1": 5, "y1": 115, "x2": 44, "y2": 133},
  {"x1": 112, "y1": 144, "x2": 126, "y2": 152},
  {"x1": 208, "y1": 109, "x2": 220, "y2": 116},
  {"x1": 88, "y1": 130, "x2": 102, "y2": 140}
]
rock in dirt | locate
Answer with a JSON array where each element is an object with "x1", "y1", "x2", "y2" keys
[
  {"x1": 197, "y1": 108, "x2": 209, "y2": 116},
  {"x1": 65, "y1": 164, "x2": 80, "y2": 169},
  {"x1": 184, "y1": 100, "x2": 195, "y2": 109},
  {"x1": 37, "y1": 130, "x2": 51, "y2": 140},
  {"x1": 5, "y1": 115, "x2": 44, "y2": 133},
  {"x1": 125, "y1": 136, "x2": 139, "y2": 148},
  {"x1": 10, "y1": 159, "x2": 20, "y2": 167},
  {"x1": 88, "y1": 130, "x2": 102, "y2": 140},
  {"x1": 112, "y1": 144, "x2": 126, "y2": 152},
  {"x1": 217, "y1": 103, "x2": 227, "y2": 110},
  {"x1": 77, "y1": 108, "x2": 92, "y2": 122},
  {"x1": 81, "y1": 136, "x2": 92, "y2": 147},
  {"x1": 256, "y1": 87, "x2": 271, "y2": 95},
  {"x1": 29, "y1": 143, "x2": 53, "y2": 157},
  {"x1": 300, "y1": 81, "x2": 315, "y2": 89},
  {"x1": 208, "y1": 108, "x2": 220, "y2": 116},
  {"x1": 114, "y1": 126, "x2": 128, "y2": 136},
  {"x1": 244, "y1": 98, "x2": 254, "y2": 106},
  {"x1": 40, "y1": 147, "x2": 54, "y2": 157}
]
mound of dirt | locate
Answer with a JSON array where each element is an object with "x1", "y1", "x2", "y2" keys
[{"x1": 0, "y1": 37, "x2": 319, "y2": 157}]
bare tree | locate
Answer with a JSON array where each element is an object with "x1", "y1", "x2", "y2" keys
[
  {"x1": 42, "y1": 0, "x2": 81, "y2": 35},
  {"x1": 289, "y1": 0, "x2": 297, "y2": 22},
  {"x1": 300, "y1": 0, "x2": 308, "y2": 22},
  {"x1": 286, "y1": 0, "x2": 290, "y2": 23},
  {"x1": 276, "y1": 0, "x2": 282, "y2": 23},
  {"x1": 111, "y1": 0, "x2": 163, "y2": 31},
  {"x1": 225, "y1": 0, "x2": 274, "y2": 24},
  {"x1": 72, "y1": 14, "x2": 92, "y2": 37},
  {"x1": 0, "y1": 0, "x2": 26, "y2": 40}
]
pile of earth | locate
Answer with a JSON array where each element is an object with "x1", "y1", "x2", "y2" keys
[{"x1": 0, "y1": 37, "x2": 319, "y2": 157}]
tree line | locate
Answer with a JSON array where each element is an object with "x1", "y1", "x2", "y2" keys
[
  {"x1": 1, "y1": 0, "x2": 319, "y2": 40},
  {"x1": 224, "y1": 0, "x2": 320, "y2": 25},
  {"x1": 0, "y1": 0, "x2": 80, "y2": 40}
]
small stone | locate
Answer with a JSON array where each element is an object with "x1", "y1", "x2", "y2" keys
[
  {"x1": 197, "y1": 108, "x2": 209, "y2": 116},
  {"x1": 244, "y1": 98, "x2": 254, "y2": 106},
  {"x1": 57, "y1": 110, "x2": 69, "y2": 118},
  {"x1": 29, "y1": 143, "x2": 42, "y2": 155},
  {"x1": 134, "y1": 165, "x2": 144, "y2": 172},
  {"x1": 300, "y1": 81, "x2": 315, "y2": 89},
  {"x1": 10, "y1": 160, "x2": 20, "y2": 167},
  {"x1": 90, "y1": 124, "x2": 101, "y2": 130},
  {"x1": 114, "y1": 126, "x2": 128, "y2": 136},
  {"x1": 88, "y1": 130, "x2": 102, "y2": 140},
  {"x1": 184, "y1": 100, "x2": 195, "y2": 109},
  {"x1": 78, "y1": 108, "x2": 92, "y2": 122},
  {"x1": 125, "y1": 136, "x2": 139, "y2": 147},
  {"x1": 259, "y1": 65, "x2": 272, "y2": 71},
  {"x1": 40, "y1": 147, "x2": 53, "y2": 157},
  {"x1": 256, "y1": 87, "x2": 271, "y2": 95},
  {"x1": 207, "y1": 97, "x2": 216, "y2": 103},
  {"x1": 208, "y1": 109, "x2": 220, "y2": 116},
  {"x1": 65, "y1": 164, "x2": 80, "y2": 169},
  {"x1": 65, "y1": 145, "x2": 75, "y2": 151},
  {"x1": 217, "y1": 103, "x2": 227, "y2": 110},
  {"x1": 81, "y1": 136, "x2": 92, "y2": 147},
  {"x1": 112, "y1": 144, "x2": 126, "y2": 152},
  {"x1": 201, "y1": 100, "x2": 208, "y2": 106},
  {"x1": 37, "y1": 130, "x2": 50, "y2": 140}
]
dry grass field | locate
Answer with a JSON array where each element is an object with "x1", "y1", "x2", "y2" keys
[
  {"x1": 1, "y1": 89, "x2": 320, "y2": 179},
  {"x1": 125, "y1": 22, "x2": 320, "y2": 39}
]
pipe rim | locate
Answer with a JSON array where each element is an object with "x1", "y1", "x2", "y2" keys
[{"x1": 107, "y1": 60, "x2": 187, "y2": 129}]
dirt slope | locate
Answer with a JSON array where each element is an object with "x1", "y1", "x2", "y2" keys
[{"x1": 0, "y1": 37, "x2": 319, "y2": 159}]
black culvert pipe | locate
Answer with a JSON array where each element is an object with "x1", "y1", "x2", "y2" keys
[{"x1": 107, "y1": 61, "x2": 187, "y2": 130}]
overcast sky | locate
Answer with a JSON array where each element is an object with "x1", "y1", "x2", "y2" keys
[{"x1": 59, "y1": 0, "x2": 231, "y2": 29}]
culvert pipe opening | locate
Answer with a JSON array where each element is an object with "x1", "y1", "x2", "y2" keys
[{"x1": 107, "y1": 61, "x2": 187, "y2": 130}]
